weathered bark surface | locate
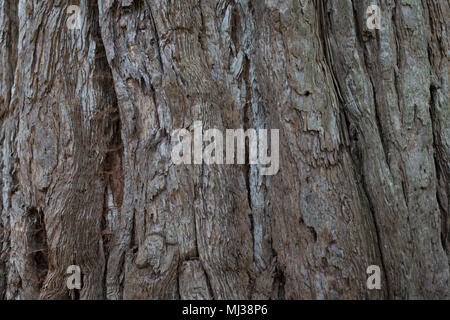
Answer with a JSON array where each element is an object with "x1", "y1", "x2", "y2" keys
[{"x1": 0, "y1": 0, "x2": 448, "y2": 299}]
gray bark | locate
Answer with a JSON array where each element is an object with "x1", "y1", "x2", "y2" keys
[{"x1": 0, "y1": 0, "x2": 448, "y2": 299}]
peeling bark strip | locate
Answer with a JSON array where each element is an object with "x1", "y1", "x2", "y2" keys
[{"x1": 0, "y1": 0, "x2": 448, "y2": 299}]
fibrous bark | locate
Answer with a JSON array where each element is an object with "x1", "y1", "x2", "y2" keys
[{"x1": 0, "y1": 0, "x2": 448, "y2": 300}]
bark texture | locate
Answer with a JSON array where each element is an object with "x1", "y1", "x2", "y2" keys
[{"x1": 0, "y1": 0, "x2": 448, "y2": 299}]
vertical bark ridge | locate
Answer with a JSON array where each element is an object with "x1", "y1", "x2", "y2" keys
[
  {"x1": 423, "y1": 0, "x2": 449, "y2": 266},
  {"x1": 0, "y1": 0, "x2": 19, "y2": 299},
  {"x1": 325, "y1": 0, "x2": 448, "y2": 298},
  {"x1": 0, "y1": 0, "x2": 118, "y2": 299}
]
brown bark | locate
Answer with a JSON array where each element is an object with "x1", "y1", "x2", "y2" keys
[{"x1": 0, "y1": 0, "x2": 448, "y2": 299}]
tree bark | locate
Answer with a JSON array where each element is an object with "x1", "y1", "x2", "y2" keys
[{"x1": 0, "y1": 0, "x2": 448, "y2": 299}]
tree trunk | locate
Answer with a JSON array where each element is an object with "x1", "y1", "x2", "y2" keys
[{"x1": 0, "y1": 0, "x2": 448, "y2": 299}]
